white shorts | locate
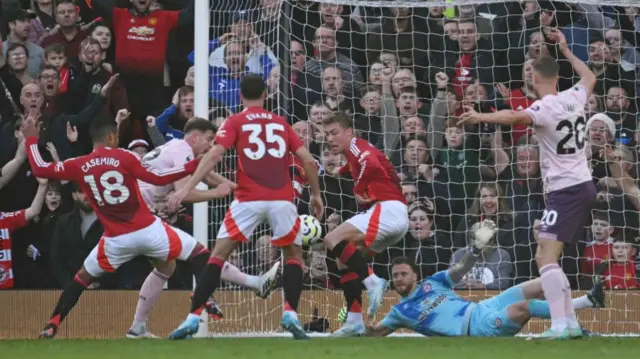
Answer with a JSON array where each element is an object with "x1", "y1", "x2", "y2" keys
[
  {"x1": 84, "y1": 218, "x2": 197, "y2": 277},
  {"x1": 346, "y1": 200, "x2": 408, "y2": 253},
  {"x1": 217, "y1": 200, "x2": 301, "y2": 247}
]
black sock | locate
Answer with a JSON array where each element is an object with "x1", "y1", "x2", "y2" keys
[
  {"x1": 190, "y1": 257, "x2": 224, "y2": 314},
  {"x1": 283, "y1": 259, "x2": 304, "y2": 312},
  {"x1": 340, "y1": 271, "x2": 363, "y2": 314},
  {"x1": 189, "y1": 250, "x2": 210, "y2": 276},
  {"x1": 49, "y1": 277, "x2": 87, "y2": 327},
  {"x1": 331, "y1": 241, "x2": 369, "y2": 280}
]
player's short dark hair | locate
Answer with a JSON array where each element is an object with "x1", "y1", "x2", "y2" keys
[
  {"x1": 322, "y1": 111, "x2": 352, "y2": 128},
  {"x1": 390, "y1": 256, "x2": 418, "y2": 274},
  {"x1": 240, "y1": 73, "x2": 266, "y2": 100},
  {"x1": 184, "y1": 117, "x2": 216, "y2": 134},
  {"x1": 531, "y1": 56, "x2": 560, "y2": 79},
  {"x1": 89, "y1": 116, "x2": 118, "y2": 143}
]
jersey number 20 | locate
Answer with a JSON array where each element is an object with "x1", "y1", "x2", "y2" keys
[
  {"x1": 84, "y1": 170, "x2": 131, "y2": 206},
  {"x1": 242, "y1": 123, "x2": 286, "y2": 160},
  {"x1": 556, "y1": 116, "x2": 586, "y2": 155}
]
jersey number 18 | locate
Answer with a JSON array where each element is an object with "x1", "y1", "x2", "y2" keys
[{"x1": 556, "y1": 116, "x2": 586, "y2": 155}]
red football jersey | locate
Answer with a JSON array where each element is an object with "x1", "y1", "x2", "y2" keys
[
  {"x1": 0, "y1": 210, "x2": 28, "y2": 289},
  {"x1": 215, "y1": 106, "x2": 303, "y2": 202},
  {"x1": 25, "y1": 137, "x2": 198, "y2": 237},
  {"x1": 604, "y1": 261, "x2": 639, "y2": 289},
  {"x1": 338, "y1": 137, "x2": 405, "y2": 208},
  {"x1": 581, "y1": 241, "x2": 613, "y2": 275},
  {"x1": 288, "y1": 153, "x2": 307, "y2": 198}
]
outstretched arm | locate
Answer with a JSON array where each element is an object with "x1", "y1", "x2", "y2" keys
[
  {"x1": 0, "y1": 138, "x2": 27, "y2": 190},
  {"x1": 124, "y1": 150, "x2": 200, "y2": 186},
  {"x1": 178, "y1": 144, "x2": 226, "y2": 194},
  {"x1": 447, "y1": 220, "x2": 497, "y2": 283},
  {"x1": 25, "y1": 137, "x2": 77, "y2": 181},
  {"x1": 364, "y1": 323, "x2": 394, "y2": 337}
]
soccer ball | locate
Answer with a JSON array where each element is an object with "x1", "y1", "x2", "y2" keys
[{"x1": 300, "y1": 215, "x2": 322, "y2": 247}]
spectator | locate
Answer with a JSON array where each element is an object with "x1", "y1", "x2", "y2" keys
[
  {"x1": 2, "y1": 6, "x2": 44, "y2": 79},
  {"x1": 305, "y1": 25, "x2": 364, "y2": 98},
  {"x1": 604, "y1": 86, "x2": 637, "y2": 144},
  {"x1": 28, "y1": 0, "x2": 57, "y2": 45},
  {"x1": 316, "y1": 2, "x2": 366, "y2": 73},
  {"x1": 603, "y1": 235, "x2": 639, "y2": 289},
  {"x1": 0, "y1": 176, "x2": 47, "y2": 289},
  {"x1": 354, "y1": 86, "x2": 382, "y2": 148},
  {"x1": 49, "y1": 183, "x2": 102, "y2": 288},
  {"x1": 40, "y1": 0, "x2": 89, "y2": 59},
  {"x1": 588, "y1": 33, "x2": 637, "y2": 99},
  {"x1": 410, "y1": 203, "x2": 453, "y2": 279},
  {"x1": 581, "y1": 211, "x2": 614, "y2": 278},
  {"x1": 88, "y1": 21, "x2": 114, "y2": 69},
  {"x1": 5, "y1": 43, "x2": 32, "y2": 84},
  {"x1": 155, "y1": 85, "x2": 194, "y2": 141},
  {"x1": 319, "y1": 66, "x2": 359, "y2": 116},
  {"x1": 43, "y1": 43, "x2": 71, "y2": 93}
]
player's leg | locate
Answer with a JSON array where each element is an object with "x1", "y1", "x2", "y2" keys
[
  {"x1": 169, "y1": 201, "x2": 260, "y2": 339},
  {"x1": 127, "y1": 259, "x2": 176, "y2": 338},
  {"x1": 323, "y1": 204, "x2": 388, "y2": 318},
  {"x1": 40, "y1": 237, "x2": 124, "y2": 338},
  {"x1": 268, "y1": 201, "x2": 308, "y2": 339},
  {"x1": 536, "y1": 182, "x2": 596, "y2": 338},
  {"x1": 331, "y1": 258, "x2": 367, "y2": 337}
]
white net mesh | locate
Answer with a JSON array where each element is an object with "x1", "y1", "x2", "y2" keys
[{"x1": 203, "y1": 0, "x2": 640, "y2": 335}]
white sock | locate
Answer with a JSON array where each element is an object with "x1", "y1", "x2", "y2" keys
[
  {"x1": 573, "y1": 295, "x2": 593, "y2": 310},
  {"x1": 363, "y1": 273, "x2": 381, "y2": 290},
  {"x1": 284, "y1": 310, "x2": 299, "y2": 320},
  {"x1": 221, "y1": 262, "x2": 262, "y2": 291},
  {"x1": 130, "y1": 321, "x2": 145, "y2": 333},
  {"x1": 346, "y1": 312, "x2": 363, "y2": 325}
]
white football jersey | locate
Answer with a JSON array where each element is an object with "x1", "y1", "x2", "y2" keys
[
  {"x1": 138, "y1": 139, "x2": 195, "y2": 206},
  {"x1": 524, "y1": 84, "x2": 592, "y2": 193}
]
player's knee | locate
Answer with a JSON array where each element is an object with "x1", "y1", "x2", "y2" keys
[
  {"x1": 507, "y1": 301, "x2": 531, "y2": 326},
  {"x1": 76, "y1": 266, "x2": 96, "y2": 286},
  {"x1": 153, "y1": 259, "x2": 176, "y2": 277},
  {"x1": 281, "y1": 244, "x2": 302, "y2": 261},
  {"x1": 211, "y1": 237, "x2": 238, "y2": 260}
]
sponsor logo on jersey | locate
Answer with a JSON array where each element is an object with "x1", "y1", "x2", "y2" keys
[
  {"x1": 495, "y1": 318, "x2": 502, "y2": 328},
  {"x1": 422, "y1": 282, "x2": 432, "y2": 293},
  {"x1": 55, "y1": 162, "x2": 65, "y2": 172}
]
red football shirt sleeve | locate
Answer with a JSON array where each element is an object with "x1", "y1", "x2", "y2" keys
[
  {"x1": 353, "y1": 150, "x2": 384, "y2": 196},
  {"x1": 121, "y1": 149, "x2": 199, "y2": 186},
  {"x1": 25, "y1": 137, "x2": 78, "y2": 181},
  {"x1": 214, "y1": 119, "x2": 237, "y2": 150},
  {"x1": 0, "y1": 210, "x2": 28, "y2": 231}
]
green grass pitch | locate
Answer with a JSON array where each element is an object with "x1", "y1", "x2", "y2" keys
[{"x1": 1, "y1": 337, "x2": 639, "y2": 359}]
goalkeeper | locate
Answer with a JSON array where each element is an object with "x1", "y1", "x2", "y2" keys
[{"x1": 365, "y1": 220, "x2": 605, "y2": 337}]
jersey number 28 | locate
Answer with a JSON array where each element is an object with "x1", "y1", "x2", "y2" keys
[
  {"x1": 556, "y1": 116, "x2": 586, "y2": 155},
  {"x1": 84, "y1": 170, "x2": 131, "y2": 206},
  {"x1": 242, "y1": 123, "x2": 286, "y2": 160}
]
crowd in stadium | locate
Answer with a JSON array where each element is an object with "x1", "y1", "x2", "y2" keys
[{"x1": 0, "y1": 0, "x2": 639, "y2": 293}]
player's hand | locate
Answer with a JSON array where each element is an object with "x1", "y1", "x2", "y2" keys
[
  {"x1": 548, "y1": 28, "x2": 568, "y2": 52},
  {"x1": 473, "y1": 219, "x2": 497, "y2": 250},
  {"x1": 27, "y1": 245, "x2": 40, "y2": 260},
  {"x1": 213, "y1": 182, "x2": 234, "y2": 198},
  {"x1": 354, "y1": 193, "x2": 373, "y2": 205},
  {"x1": 310, "y1": 194, "x2": 324, "y2": 221},
  {"x1": 167, "y1": 189, "x2": 187, "y2": 213},
  {"x1": 100, "y1": 73, "x2": 120, "y2": 97},
  {"x1": 458, "y1": 105, "x2": 481, "y2": 126}
]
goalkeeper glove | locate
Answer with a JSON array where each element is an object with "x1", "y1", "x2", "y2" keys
[
  {"x1": 337, "y1": 307, "x2": 347, "y2": 324},
  {"x1": 471, "y1": 219, "x2": 497, "y2": 256}
]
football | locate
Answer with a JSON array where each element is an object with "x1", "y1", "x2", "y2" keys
[{"x1": 300, "y1": 215, "x2": 322, "y2": 247}]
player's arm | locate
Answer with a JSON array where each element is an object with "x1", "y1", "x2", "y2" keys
[
  {"x1": 447, "y1": 220, "x2": 498, "y2": 283},
  {"x1": 173, "y1": 174, "x2": 233, "y2": 203},
  {"x1": 25, "y1": 137, "x2": 77, "y2": 181},
  {"x1": 461, "y1": 109, "x2": 533, "y2": 127},
  {"x1": 352, "y1": 151, "x2": 385, "y2": 196},
  {"x1": 203, "y1": 171, "x2": 236, "y2": 188},
  {"x1": 124, "y1": 150, "x2": 200, "y2": 186},
  {"x1": 364, "y1": 322, "x2": 395, "y2": 337},
  {"x1": 178, "y1": 144, "x2": 226, "y2": 193},
  {"x1": 332, "y1": 163, "x2": 351, "y2": 177},
  {"x1": 294, "y1": 146, "x2": 321, "y2": 198},
  {"x1": 552, "y1": 29, "x2": 596, "y2": 94}
]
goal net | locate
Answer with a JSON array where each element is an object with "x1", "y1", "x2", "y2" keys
[{"x1": 198, "y1": 0, "x2": 640, "y2": 337}]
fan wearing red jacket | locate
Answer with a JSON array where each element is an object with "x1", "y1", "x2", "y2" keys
[
  {"x1": 167, "y1": 74, "x2": 323, "y2": 340},
  {"x1": 322, "y1": 111, "x2": 408, "y2": 336},
  {"x1": 22, "y1": 114, "x2": 217, "y2": 339}
]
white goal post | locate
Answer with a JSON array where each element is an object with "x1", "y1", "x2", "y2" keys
[{"x1": 193, "y1": 0, "x2": 640, "y2": 337}]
